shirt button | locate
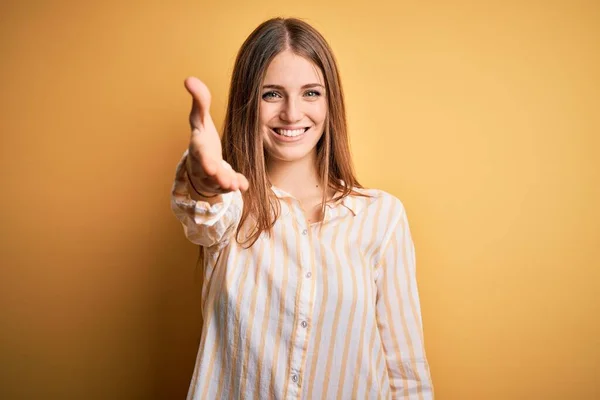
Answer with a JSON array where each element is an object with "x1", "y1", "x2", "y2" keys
[
  {"x1": 301, "y1": 321, "x2": 308, "y2": 328},
  {"x1": 291, "y1": 374, "x2": 299, "y2": 383},
  {"x1": 302, "y1": 229, "x2": 308, "y2": 235},
  {"x1": 305, "y1": 272, "x2": 312, "y2": 278}
]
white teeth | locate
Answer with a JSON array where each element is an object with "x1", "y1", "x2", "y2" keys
[{"x1": 274, "y1": 128, "x2": 307, "y2": 137}]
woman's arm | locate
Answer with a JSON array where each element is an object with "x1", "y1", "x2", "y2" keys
[
  {"x1": 374, "y1": 200, "x2": 434, "y2": 399},
  {"x1": 170, "y1": 77, "x2": 247, "y2": 248},
  {"x1": 171, "y1": 150, "x2": 243, "y2": 248}
]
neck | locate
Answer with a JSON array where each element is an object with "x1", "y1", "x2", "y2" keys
[{"x1": 266, "y1": 151, "x2": 322, "y2": 199}]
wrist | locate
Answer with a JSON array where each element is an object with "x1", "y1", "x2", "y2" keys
[
  {"x1": 186, "y1": 170, "x2": 219, "y2": 199},
  {"x1": 189, "y1": 179, "x2": 219, "y2": 199}
]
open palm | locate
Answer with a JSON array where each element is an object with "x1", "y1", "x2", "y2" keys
[{"x1": 184, "y1": 77, "x2": 248, "y2": 194}]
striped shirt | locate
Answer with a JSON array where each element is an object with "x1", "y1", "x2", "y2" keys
[{"x1": 171, "y1": 151, "x2": 434, "y2": 399}]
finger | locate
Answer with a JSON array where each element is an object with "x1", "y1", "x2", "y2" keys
[
  {"x1": 220, "y1": 162, "x2": 240, "y2": 191},
  {"x1": 236, "y1": 172, "x2": 249, "y2": 191},
  {"x1": 215, "y1": 160, "x2": 235, "y2": 189},
  {"x1": 229, "y1": 175, "x2": 239, "y2": 191},
  {"x1": 188, "y1": 100, "x2": 200, "y2": 131},
  {"x1": 207, "y1": 171, "x2": 240, "y2": 193},
  {"x1": 213, "y1": 166, "x2": 232, "y2": 189},
  {"x1": 221, "y1": 160, "x2": 233, "y2": 171},
  {"x1": 184, "y1": 77, "x2": 212, "y2": 131}
]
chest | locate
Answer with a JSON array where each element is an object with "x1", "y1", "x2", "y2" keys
[{"x1": 218, "y1": 214, "x2": 379, "y2": 312}]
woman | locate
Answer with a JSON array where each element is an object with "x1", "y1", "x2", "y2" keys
[{"x1": 171, "y1": 17, "x2": 433, "y2": 400}]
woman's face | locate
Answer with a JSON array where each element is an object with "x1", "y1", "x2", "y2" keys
[{"x1": 260, "y1": 49, "x2": 327, "y2": 163}]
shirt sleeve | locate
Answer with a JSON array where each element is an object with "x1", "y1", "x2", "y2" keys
[
  {"x1": 374, "y1": 202, "x2": 434, "y2": 399},
  {"x1": 170, "y1": 149, "x2": 243, "y2": 249}
]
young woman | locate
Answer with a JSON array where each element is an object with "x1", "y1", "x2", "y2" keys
[{"x1": 171, "y1": 17, "x2": 433, "y2": 400}]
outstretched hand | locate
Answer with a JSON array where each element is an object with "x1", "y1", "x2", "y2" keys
[{"x1": 184, "y1": 77, "x2": 249, "y2": 194}]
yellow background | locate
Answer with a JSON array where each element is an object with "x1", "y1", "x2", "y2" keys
[{"x1": 1, "y1": 0, "x2": 598, "y2": 399}]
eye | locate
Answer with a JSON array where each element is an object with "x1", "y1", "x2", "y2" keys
[
  {"x1": 262, "y1": 91, "x2": 282, "y2": 100},
  {"x1": 304, "y1": 90, "x2": 321, "y2": 97}
]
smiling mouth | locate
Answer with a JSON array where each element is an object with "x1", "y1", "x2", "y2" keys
[{"x1": 272, "y1": 127, "x2": 310, "y2": 137}]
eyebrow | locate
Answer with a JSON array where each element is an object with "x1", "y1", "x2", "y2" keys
[{"x1": 262, "y1": 83, "x2": 325, "y2": 90}]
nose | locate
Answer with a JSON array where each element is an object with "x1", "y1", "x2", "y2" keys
[{"x1": 280, "y1": 97, "x2": 303, "y2": 122}]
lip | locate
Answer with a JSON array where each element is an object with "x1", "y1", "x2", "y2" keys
[
  {"x1": 273, "y1": 126, "x2": 309, "y2": 130},
  {"x1": 269, "y1": 127, "x2": 310, "y2": 142}
]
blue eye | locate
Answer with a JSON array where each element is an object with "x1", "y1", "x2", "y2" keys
[
  {"x1": 305, "y1": 90, "x2": 321, "y2": 97},
  {"x1": 262, "y1": 91, "x2": 281, "y2": 99}
]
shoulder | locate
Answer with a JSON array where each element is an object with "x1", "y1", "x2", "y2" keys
[
  {"x1": 349, "y1": 188, "x2": 413, "y2": 264},
  {"x1": 350, "y1": 187, "x2": 408, "y2": 221}
]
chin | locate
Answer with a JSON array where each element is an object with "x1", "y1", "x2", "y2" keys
[{"x1": 267, "y1": 146, "x2": 317, "y2": 162}]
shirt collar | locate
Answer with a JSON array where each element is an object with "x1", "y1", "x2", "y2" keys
[{"x1": 270, "y1": 185, "x2": 366, "y2": 216}]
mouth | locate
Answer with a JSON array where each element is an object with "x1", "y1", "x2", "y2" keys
[{"x1": 271, "y1": 127, "x2": 310, "y2": 138}]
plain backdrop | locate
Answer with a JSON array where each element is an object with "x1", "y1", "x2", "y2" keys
[{"x1": 1, "y1": 0, "x2": 598, "y2": 399}]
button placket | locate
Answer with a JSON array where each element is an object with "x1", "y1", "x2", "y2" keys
[{"x1": 287, "y1": 204, "x2": 313, "y2": 396}]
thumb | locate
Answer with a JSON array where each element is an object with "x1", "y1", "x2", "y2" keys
[{"x1": 184, "y1": 76, "x2": 212, "y2": 129}]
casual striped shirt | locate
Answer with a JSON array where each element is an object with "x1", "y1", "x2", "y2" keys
[{"x1": 171, "y1": 151, "x2": 434, "y2": 399}]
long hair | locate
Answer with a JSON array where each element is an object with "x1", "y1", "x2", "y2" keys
[{"x1": 222, "y1": 17, "x2": 363, "y2": 248}]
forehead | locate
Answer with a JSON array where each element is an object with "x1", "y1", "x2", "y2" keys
[{"x1": 263, "y1": 50, "x2": 324, "y2": 86}]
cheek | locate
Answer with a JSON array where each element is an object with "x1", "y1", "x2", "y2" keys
[
  {"x1": 259, "y1": 103, "x2": 279, "y2": 125},
  {"x1": 312, "y1": 103, "x2": 328, "y2": 124},
  {"x1": 311, "y1": 110, "x2": 327, "y2": 125}
]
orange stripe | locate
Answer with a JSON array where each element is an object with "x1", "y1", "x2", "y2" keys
[
  {"x1": 405, "y1": 234, "x2": 425, "y2": 349},
  {"x1": 364, "y1": 199, "x2": 386, "y2": 396},
  {"x1": 281, "y1": 213, "x2": 305, "y2": 399},
  {"x1": 254, "y1": 227, "x2": 278, "y2": 399},
  {"x1": 403, "y1": 217, "x2": 429, "y2": 382},
  {"x1": 268, "y1": 211, "x2": 291, "y2": 398},
  {"x1": 366, "y1": 321, "x2": 379, "y2": 395},
  {"x1": 337, "y1": 218, "x2": 361, "y2": 397},
  {"x1": 213, "y1": 242, "x2": 245, "y2": 399},
  {"x1": 198, "y1": 244, "x2": 239, "y2": 399},
  {"x1": 226, "y1": 238, "x2": 255, "y2": 398},
  {"x1": 306, "y1": 228, "x2": 331, "y2": 399},
  {"x1": 201, "y1": 251, "x2": 223, "y2": 313},
  {"x1": 396, "y1": 217, "x2": 425, "y2": 399},
  {"x1": 382, "y1": 377, "x2": 391, "y2": 399},
  {"x1": 350, "y1": 212, "x2": 370, "y2": 398},
  {"x1": 383, "y1": 233, "x2": 410, "y2": 399},
  {"x1": 318, "y1": 222, "x2": 344, "y2": 399},
  {"x1": 238, "y1": 237, "x2": 267, "y2": 396},
  {"x1": 379, "y1": 350, "x2": 389, "y2": 397}
]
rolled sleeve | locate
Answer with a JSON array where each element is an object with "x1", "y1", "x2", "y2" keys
[{"x1": 170, "y1": 150, "x2": 242, "y2": 248}]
